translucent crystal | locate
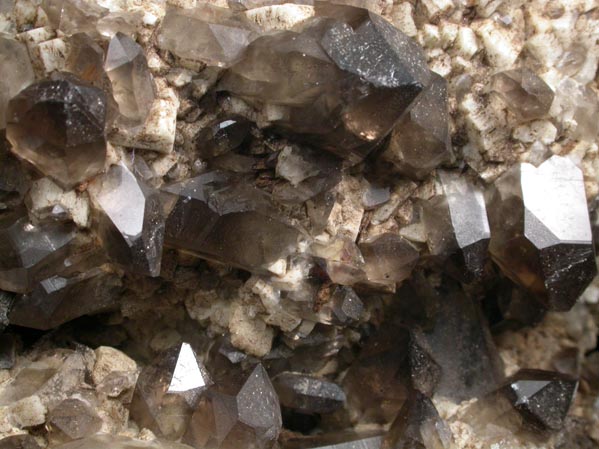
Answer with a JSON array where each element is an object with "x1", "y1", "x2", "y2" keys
[
  {"x1": 382, "y1": 390, "x2": 454, "y2": 449},
  {"x1": 282, "y1": 433, "x2": 383, "y2": 449},
  {"x1": 219, "y1": 5, "x2": 431, "y2": 162},
  {"x1": 0, "y1": 148, "x2": 31, "y2": 207},
  {"x1": 421, "y1": 171, "x2": 490, "y2": 281},
  {"x1": 48, "y1": 398, "x2": 103, "y2": 441},
  {"x1": 491, "y1": 68, "x2": 554, "y2": 121},
  {"x1": 130, "y1": 343, "x2": 213, "y2": 440},
  {"x1": 0, "y1": 36, "x2": 35, "y2": 129},
  {"x1": 105, "y1": 33, "x2": 155, "y2": 128},
  {"x1": 0, "y1": 210, "x2": 77, "y2": 293},
  {"x1": 487, "y1": 155, "x2": 597, "y2": 311},
  {"x1": 41, "y1": 0, "x2": 108, "y2": 36},
  {"x1": 316, "y1": 285, "x2": 364, "y2": 325},
  {"x1": 6, "y1": 77, "x2": 108, "y2": 189},
  {"x1": 88, "y1": 162, "x2": 165, "y2": 277},
  {"x1": 64, "y1": 33, "x2": 108, "y2": 89},
  {"x1": 52, "y1": 435, "x2": 194, "y2": 449},
  {"x1": 9, "y1": 268, "x2": 121, "y2": 330},
  {"x1": 273, "y1": 372, "x2": 346, "y2": 414},
  {"x1": 381, "y1": 73, "x2": 451, "y2": 179},
  {"x1": 0, "y1": 435, "x2": 41, "y2": 449},
  {"x1": 163, "y1": 172, "x2": 301, "y2": 273},
  {"x1": 184, "y1": 364, "x2": 281, "y2": 449},
  {"x1": 157, "y1": 5, "x2": 259, "y2": 67},
  {"x1": 196, "y1": 117, "x2": 251, "y2": 159}
]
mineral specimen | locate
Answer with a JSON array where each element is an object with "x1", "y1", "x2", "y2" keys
[
  {"x1": 0, "y1": 435, "x2": 41, "y2": 449},
  {"x1": 105, "y1": 33, "x2": 155, "y2": 128},
  {"x1": 0, "y1": 210, "x2": 77, "y2": 293},
  {"x1": 491, "y1": 68, "x2": 555, "y2": 121},
  {"x1": 88, "y1": 162, "x2": 165, "y2": 277},
  {"x1": 162, "y1": 172, "x2": 301, "y2": 273},
  {"x1": 0, "y1": 36, "x2": 35, "y2": 129},
  {"x1": 219, "y1": 5, "x2": 431, "y2": 161},
  {"x1": 130, "y1": 343, "x2": 213, "y2": 440},
  {"x1": 48, "y1": 398, "x2": 103, "y2": 441},
  {"x1": 157, "y1": 4, "x2": 259, "y2": 67},
  {"x1": 41, "y1": 0, "x2": 108, "y2": 36},
  {"x1": 382, "y1": 390, "x2": 454, "y2": 449},
  {"x1": 273, "y1": 372, "x2": 346, "y2": 414},
  {"x1": 184, "y1": 364, "x2": 281, "y2": 449},
  {"x1": 380, "y1": 73, "x2": 451, "y2": 180},
  {"x1": 64, "y1": 33, "x2": 107, "y2": 88},
  {"x1": 421, "y1": 171, "x2": 490, "y2": 281},
  {"x1": 196, "y1": 117, "x2": 252, "y2": 159},
  {"x1": 6, "y1": 76, "x2": 108, "y2": 189},
  {"x1": 487, "y1": 155, "x2": 596, "y2": 311}
]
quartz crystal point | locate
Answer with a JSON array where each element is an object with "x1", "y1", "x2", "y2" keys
[
  {"x1": 41, "y1": 0, "x2": 108, "y2": 36},
  {"x1": 0, "y1": 435, "x2": 41, "y2": 449},
  {"x1": 219, "y1": 5, "x2": 431, "y2": 162},
  {"x1": 105, "y1": 33, "x2": 155, "y2": 128},
  {"x1": 0, "y1": 36, "x2": 35, "y2": 129},
  {"x1": 500, "y1": 369, "x2": 578, "y2": 432},
  {"x1": 6, "y1": 76, "x2": 108, "y2": 190},
  {"x1": 184, "y1": 364, "x2": 282, "y2": 449},
  {"x1": 491, "y1": 68, "x2": 554, "y2": 121},
  {"x1": 65, "y1": 33, "x2": 108, "y2": 88},
  {"x1": 48, "y1": 398, "x2": 103, "y2": 441},
  {"x1": 163, "y1": 172, "x2": 301, "y2": 272},
  {"x1": 380, "y1": 73, "x2": 452, "y2": 180},
  {"x1": 196, "y1": 117, "x2": 252, "y2": 159},
  {"x1": 0, "y1": 210, "x2": 77, "y2": 293},
  {"x1": 343, "y1": 322, "x2": 439, "y2": 423},
  {"x1": 157, "y1": 4, "x2": 259, "y2": 67},
  {"x1": 52, "y1": 435, "x2": 195, "y2": 449},
  {"x1": 130, "y1": 343, "x2": 213, "y2": 440},
  {"x1": 421, "y1": 171, "x2": 490, "y2": 281},
  {"x1": 273, "y1": 372, "x2": 346, "y2": 414},
  {"x1": 487, "y1": 155, "x2": 597, "y2": 311},
  {"x1": 382, "y1": 390, "x2": 454, "y2": 449},
  {"x1": 9, "y1": 268, "x2": 122, "y2": 330},
  {"x1": 316, "y1": 285, "x2": 364, "y2": 325},
  {"x1": 88, "y1": 162, "x2": 165, "y2": 277}
]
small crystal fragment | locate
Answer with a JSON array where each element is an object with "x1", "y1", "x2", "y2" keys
[
  {"x1": 382, "y1": 390, "x2": 454, "y2": 449},
  {"x1": 0, "y1": 435, "x2": 41, "y2": 449},
  {"x1": 48, "y1": 398, "x2": 103, "y2": 441},
  {"x1": 487, "y1": 156, "x2": 597, "y2": 311},
  {"x1": 491, "y1": 68, "x2": 554, "y2": 121},
  {"x1": 163, "y1": 172, "x2": 301, "y2": 272},
  {"x1": 0, "y1": 210, "x2": 77, "y2": 293},
  {"x1": 105, "y1": 33, "x2": 155, "y2": 128},
  {"x1": 500, "y1": 369, "x2": 578, "y2": 432},
  {"x1": 380, "y1": 73, "x2": 452, "y2": 180},
  {"x1": 157, "y1": 5, "x2": 259, "y2": 67},
  {"x1": 219, "y1": 6, "x2": 431, "y2": 161},
  {"x1": 273, "y1": 372, "x2": 346, "y2": 414},
  {"x1": 359, "y1": 234, "x2": 419, "y2": 290},
  {"x1": 130, "y1": 343, "x2": 213, "y2": 439},
  {"x1": 184, "y1": 364, "x2": 281, "y2": 449},
  {"x1": 6, "y1": 76, "x2": 108, "y2": 189},
  {"x1": 317, "y1": 285, "x2": 364, "y2": 325},
  {"x1": 421, "y1": 171, "x2": 490, "y2": 281},
  {"x1": 88, "y1": 161, "x2": 165, "y2": 277},
  {"x1": 9, "y1": 269, "x2": 121, "y2": 330},
  {"x1": 196, "y1": 117, "x2": 251, "y2": 159},
  {"x1": 0, "y1": 36, "x2": 35, "y2": 129}
]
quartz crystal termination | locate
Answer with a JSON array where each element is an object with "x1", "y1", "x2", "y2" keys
[
  {"x1": 0, "y1": 36, "x2": 35, "y2": 129},
  {"x1": 487, "y1": 155, "x2": 597, "y2": 311},
  {"x1": 422, "y1": 171, "x2": 490, "y2": 281},
  {"x1": 157, "y1": 4, "x2": 259, "y2": 67},
  {"x1": 88, "y1": 161, "x2": 165, "y2": 277},
  {"x1": 105, "y1": 32, "x2": 155, "y2": 128},
  {"x1": 380, "y1": 73, "x2": 452, "y2": 180},
  {"x1": 273, "y1": 372, "x2": 346, "y2": 414},
  {"x1": 218, "y1": 4, "x2": 432, "y2": 162},
  {"x1": 184, "y1": 363, "x2": 282, "y2": 449},
  {"x1": 162, "y1": 171, "x2": 301, "y2": 273},
  {"x1": 6, "y1": 76, "x2": 108, "y2": 189},
  {"x1": 130, "y1": 343, "x2": 213, "y2": 440}
]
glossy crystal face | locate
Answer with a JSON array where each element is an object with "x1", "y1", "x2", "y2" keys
[{"x1": 0, "y1": 1, "x2": 597, "y2": 449}]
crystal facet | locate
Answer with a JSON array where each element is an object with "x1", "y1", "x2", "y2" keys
[
  {"x1": 6, "y1": 77, "x2": 108, "y2": 189},
  {"x1": 487, "y1": 155, "x2": 597, "y2": 311},
  {"x1": 48, "y1": 398, "x2": 103, "y2": 441},
  {"x1": 0, "y1": 36, "x2": 35, "y2": 129},
  {"x1": 273, "y1": 372, "x2": 346, "y2": 414},
  {"x1": 88, "y1": 162, "x2": 165, "y2": 277}
]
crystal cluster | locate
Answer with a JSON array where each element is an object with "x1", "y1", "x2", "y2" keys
[{"x1": 0, "y1": 1, "x2": 597, "y2": 449}]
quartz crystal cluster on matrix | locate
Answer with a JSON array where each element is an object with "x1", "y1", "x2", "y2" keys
[{"x1": 0, "y1": 1, "x2": 599, "y2": 449}]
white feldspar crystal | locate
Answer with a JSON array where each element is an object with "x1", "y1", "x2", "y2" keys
[
  {"x1": 27, "y1": 178, "x2": 90, "y2": 228},
  {"x1": 229, "y1": 302, "x2": 274, "y2": 357},
  {"x1": 473, "y1": 16, "x2": 523, "y2": 69},
  {"x1": 245, "y1": 4, "x2": 314, "y2": 32},
  {"x1": 92, "y1": 347, "x2": 138, "y2": 387}
]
